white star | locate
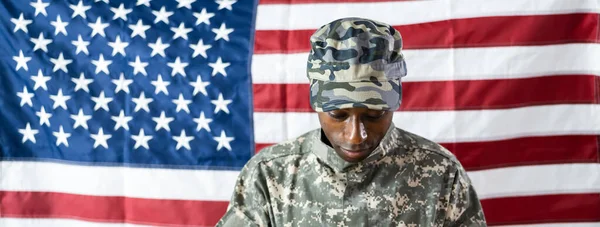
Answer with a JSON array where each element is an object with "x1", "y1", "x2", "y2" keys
[
  {"x1": 132, "y1": 92, "x2": 153, "y2": 112},
  {"x1": 89, "y1": 17, "x2": 109, "y2": 37},
  {"x1": 211, "y1": 93, "x2": 232, "y2": 114},
  {"x1": 214, "y1": 130, "x2": 234, "y2": 151},
  {"x1": 51, "y1": 15, "x2": 69, "y2": 36},
  {"x1": 129, "y1": 19, "x2": 150, "y2": 39},
  {"x1": 111, "y1": 3, "x2": 132, "y2": 21},
  {"x1": 173, "y1": 130, "x2": 194, "y2": 150},
  {"x1": 193, "y1": 8, "x2": 214, "y2": 26},
  {"x1": 53, "y1": 126, "x2": 71, "y2": 147},
  {"x1": 152, "y1": 6, "x2": 172, "y2": 24},
  {"x1": 36, "y1": 106, "x2": 52, "y2": 127},
  {"x1": 212, "y1": 23, "x2": 234, "y2": 41},
  {"x1": 50, "y1": 89, "x2": 71, "y2": 110},
  {"x1": 172, "y1": 94, "x2": 192, "y2": 113},
  {"x1": 193, "y1": 112, "x2": 212, "y2": 132},
  {"x1": 30, "y1": 33, "x2": 52, "y2": 52},
  {"x1": 70, "y1": 0, "x2": 91, "y2": 19},
  {"x1": 151, "y1": 75, "x2": 170, "y2": 95},
  {"x1": 72, "y1": 35, "x2": 90, "y2": 55},
  {"x1": 91, "y1": 54, "x2": 112, "y2": 75},
  {"x1": 152, "y1": 111, "x2": 173, "y2": 131},
  {"x1": 112, "y1": 73, "x2": 133, "y2": 94},
  {"x1": 71, "y1": 109, "x2": 92, "y2": 129},
  {"x1": 190, "y1": 39, "x2": 211, "y2": 58},
  {"x1": 171, "y1": 23, "x2": 192, "y2": 40},
  {"x1": 11, "y1": 13, "x2": 32, "y2": 33},
  {"x1": 167, "y1": 57, "x2": 188, "y2": 77},
  {"x1": 190, "y1": 75, "x2": 210, "y2": 96},
  {"x1": 129, "y1": 56, "x2": 148, "y2": 76},
  {"x1": 90, "y1": 128, "x2": 112, "y2": 149},
  {"x1": 71, "y1": 73, "x2": 93, "y2": 92},
  {"x1": 95, "y1": 0, "x2": 109, "y2": 3},
  {"x1": 136, "y1": 0, "x2": 151, "y2": 7},
  {"x1": 208, "y1": 57, "x2": 230, "y2": 77},
  {"x1": 111, "y1": 110, "x2": 132, "y2": 130},
  {"x1": 108, "y1": 36, "x2": 129, "y2": 56},
  {"x1": 13, "y1": 50, "x2": 31, "y2": 71},
  {"x1": 216, "y1": 0, "x2": 236, "y2": 10},
  {"x1": 50, "y1": 52, "x2": 73, "y2": 73},
  {"x1": 30, "y1": 0, "x2": 50, "y2": 17},
  {"x1": 91, "y1": 91, "x2": 113, "y2": 111},
  {"x1": 149, "y1": 37, "x2": 169, "y2": 57},
  {"x1": 31, "y1": 69, "x2": 51, "y2": 91},
  {"x1": 131, "y1": 128, "x2": 153, "y2": 150},
  {"x1": 19, "y1": 123, "x2": 39, "y2": 144},
  {"x1": 176, "y1": 0, "x2": 195, "y2": 9},
  {"x1": 16, "y1": 86, "x2": 34, "y2": 107}
]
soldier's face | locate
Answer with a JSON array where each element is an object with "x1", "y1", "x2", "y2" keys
[{"x1": 317, "y1": 107, "x2": 393, "y2": 163}]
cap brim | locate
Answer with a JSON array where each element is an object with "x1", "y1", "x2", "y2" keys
[{"x1": 309, "y1": 79, "x2": 402, "y2": 112}]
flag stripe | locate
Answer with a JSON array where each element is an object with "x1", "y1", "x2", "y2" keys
[
  {"x1": 253, "y1": 104, "x2": 600, "y2": 144},
  {"x1": 0, "y1": 191, "x2": 226, "y2": 227},
  {"x1": 469, "y1": 163, "x2": 600, "y2": 200},
  {"x1": 254, "y1": 13, "x2": 599, "y2": 54},
  {"x1": 2, "y1": 174, "x2": 599, "y2": 226},
  {"x1": 0, "y1": 161, "x2": 238, "y2": 201},
  {"x1": 481, "y1": 193, "x2": 600, "y2": 226},
  {"x1": 251, "y1": 44, "x2": 600, "y2": 84},
  {"x1": 2, "y1": 161, "x2": 599, "y2": 202},
  {"x1": 0, "y1": 218, "x2": 152, "y2": 227},
  {"x1": 255, "y1": 0, "x2": 600, "y2": 30},
  {"x1": 256, "y1": 135, "x2": 600, "y2": 171},
  {"x1": 441, "y1": 135, "x2": 599, "y2": 171},
  {"x1": 253, "y1": 75, "x2": 599, "y2": 112},
  {"x1": 259, "y1": 0, "x2": 410, "y2": 5}
]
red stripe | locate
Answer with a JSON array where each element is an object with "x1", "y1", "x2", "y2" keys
[
  {"x1": 253, "y1": 75, "x2": 598, "y2": 112},
  {"x1": 255, "y1": 135, "x2": 599, "y2": 171},
  {"x1": 254, "y1": 13, "x2": 599, "y2": 54},
  {"x1": 3, "y1": 192, "x2": 599, "y2": 226},
  {"x1": 481, "y1": 193, "x2": 600, "y2": 225},
  {"x1": 0, "y1": 191, "x2": 227, "y2": 226},
  {"x1": 259, "y1": 0, "x2": 408, "y2": 4}
]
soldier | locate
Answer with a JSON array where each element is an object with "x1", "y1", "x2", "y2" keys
[{"x1": 216, "y1": 17, "x2": 487, "y2": 226}]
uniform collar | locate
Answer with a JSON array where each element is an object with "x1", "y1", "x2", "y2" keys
[{"x1": 311, "y1": 122, "x2": 399, "y2": 173}]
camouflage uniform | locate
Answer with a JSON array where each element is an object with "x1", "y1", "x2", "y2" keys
[{"x1": 216, "y1": 18, "x2": 487, "y2": 226}]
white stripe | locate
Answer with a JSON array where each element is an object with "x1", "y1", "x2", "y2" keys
[
  {"x1": 494, "y1": 223, "x2": 600, "y2": 227},
  {"x1": 251, "y1": 43, "x2": 600, "y2": 84},
  {"x1": 470, "y1": 163, "x2": 600, "y2": 199},
  {"x1": 0, "y1": 218, "x2": 151, "y2": 227},
  {"x1": 0, "y1": 160, "x2": 239, "y2": 201},
  {"x1": 256, "y1": 0, "x2": 600, "y2": 30},
  {"x1": 253, "y1": 104, "x2": 600, "y2": 144},
  {"x1": 1, "y1": 161, "x2": 599, "y2": 203}
]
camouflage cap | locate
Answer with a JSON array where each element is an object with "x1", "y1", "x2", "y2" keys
[{"x1": 306, "y1": 17, "x2": 407, "y2": 112}]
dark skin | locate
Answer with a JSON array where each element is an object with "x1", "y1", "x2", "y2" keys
[{"x1": 317, "y1": 107, "x2": 394, "y2": 163}]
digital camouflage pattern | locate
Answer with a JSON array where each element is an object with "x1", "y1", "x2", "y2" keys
[
  {"x1": 216, "y1": 123, "x2": 487, "y2": 227},
  {"x1": 307, "y1": 17, "x2": 408, "y2": 112}
]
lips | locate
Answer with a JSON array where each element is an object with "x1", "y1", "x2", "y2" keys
[{"x1": 339, "y1": 147, "x2": 371, "y2": 160}]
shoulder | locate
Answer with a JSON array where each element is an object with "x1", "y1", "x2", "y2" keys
[
  {"x1": 241, "y1": 129, "x2": 319, "y2": 173},
  {"x1": 389, "y1": 127, "x2": 471, "y2": 179},
  {"x1": 394, "y1": 127, "x2": 461, "y2": 164}
]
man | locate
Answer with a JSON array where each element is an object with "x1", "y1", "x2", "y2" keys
[{"x1": 216, "y1": 17, "x2": 487, "y2": 226}]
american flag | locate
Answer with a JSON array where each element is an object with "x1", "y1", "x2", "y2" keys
[{"x1": 1, "y1": 0, "x2": 599, "y2": 226}]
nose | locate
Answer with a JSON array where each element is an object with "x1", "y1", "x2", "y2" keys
[{"x1": 346, "y1": 116, "x2": 367, "y2": 145}]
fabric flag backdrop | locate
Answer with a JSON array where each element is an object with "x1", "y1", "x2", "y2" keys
[{"x1": 1, "y1": 0, "x2": 599, "y2": 226}]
